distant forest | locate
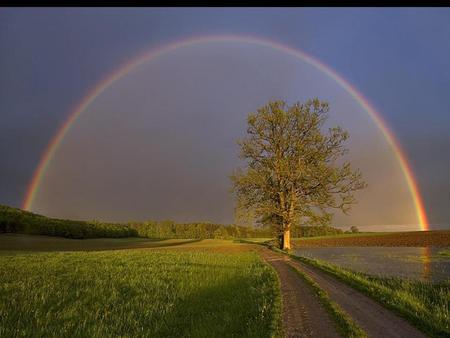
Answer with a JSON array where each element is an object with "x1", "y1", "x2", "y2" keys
[{"x1": 0, "y1": 204, "x2": 349, "y2": 240}]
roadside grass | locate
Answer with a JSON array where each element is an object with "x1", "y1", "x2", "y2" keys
[
  {"x1": 289, "y1": 265, "x2": 367, "y2": 338},
  {"x1": 0, "y1": 246, "x2": 282, "y2": 337},
  {"x1": 290, "y1": 254, "x2": 450, "y2": 338}
]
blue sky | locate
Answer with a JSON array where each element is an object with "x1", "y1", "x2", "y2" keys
[{"x1": 1, "y1": 8, "x2": 449, "y2": 226}]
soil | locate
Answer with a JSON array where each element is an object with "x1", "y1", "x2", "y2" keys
[{"x1": 294, "y1": 230, "x2": 450, "y2": 247}]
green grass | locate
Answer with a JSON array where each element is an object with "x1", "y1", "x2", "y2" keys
[
  {"x1": 438, "y1": 249, "x2": 450, "y2": 257},
  {"x1": 289, "y1": 265, "x2": 367, "y2": 338},
  {"x1": 240, "y1": 238, "x2": 273, "y2": 243},
  {"x1": 0, "y1": 245, "x2": 282, "y2": 337},
  {"x1": 290, "y1": 254, "x2": 450, "y2": 338}
]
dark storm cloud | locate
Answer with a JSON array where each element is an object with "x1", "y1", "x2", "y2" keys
[
  {"x1": 29, "y1": 44, "x2": 417, "y2": 229},
  {"x1": 1, "y1": 8, "x2": 450, "y2": 227},
  {"x1": 403, "y1": 133, "x2": 450, "y2": 225}
]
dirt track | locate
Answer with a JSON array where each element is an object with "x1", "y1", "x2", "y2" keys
[
  {"x1": 261, "y1": 250, "x2": 341, "y2": 337},
  {"x1": 261, "y1": 248, "x2": 426, "y2": 338}
]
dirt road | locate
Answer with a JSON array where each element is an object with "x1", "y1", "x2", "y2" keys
[
  {"x1": 261, "y1": 248, "x2": 426, "y2": 338},
  {"x1": 261, "y1": 250, "x2": 341, "y2": 337}
]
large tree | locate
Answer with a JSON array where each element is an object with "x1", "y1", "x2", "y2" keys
[{"x1": 231, "y1": 99, "x2": 366, "y2": 250}]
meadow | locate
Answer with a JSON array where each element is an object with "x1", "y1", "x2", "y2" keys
[
  {"x1": 0, "y1": 233, "x2": 198, "y2": 252},
  {"x1": 2, "y1": 205, "x2": 449, "y2": 338},
  {"x1": 0, "y1": 240, "x2": 281, "y2": 338}
]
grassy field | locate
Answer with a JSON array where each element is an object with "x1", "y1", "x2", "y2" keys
[
  {"x1": 0, "y1": 239, "x2": 282, "y2": 338},
  {"x1": 292, "y1": 230, "x2": 450, "y2": 247},
  {"x1": 0, "y1": 233, "x2": 200, "y2": 252},
  {"x1": 291, "y1": 254, "x2": 450, "y2": 338}
]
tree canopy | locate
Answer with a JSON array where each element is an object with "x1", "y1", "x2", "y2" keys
[{"x1": 231, "y1": 99, "x2": 367, "y2": 249}]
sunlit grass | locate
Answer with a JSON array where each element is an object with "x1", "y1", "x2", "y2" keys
[{"x1": 0, "y1": 246, "x2": 281, "y2": 337}]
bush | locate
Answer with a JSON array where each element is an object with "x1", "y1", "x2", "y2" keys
[{"x1": 350, "y1": 226, "x2": 359, "y2": 233}]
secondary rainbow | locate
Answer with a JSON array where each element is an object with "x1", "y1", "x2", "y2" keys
[{"x1": 22, "y1": 34, "x2": 429, "y2": 230}]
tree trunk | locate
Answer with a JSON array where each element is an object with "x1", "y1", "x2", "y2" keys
[
  {"x1": 281, "y1": 228, "x2": 291, "y2": 250},
  {"x1": 278, "y1": 232, "x2": 284, "y2": 249}
]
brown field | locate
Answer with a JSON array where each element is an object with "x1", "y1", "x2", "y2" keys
[{"x1": 293, "y1": 230, "x2": 450, "y2": 247}]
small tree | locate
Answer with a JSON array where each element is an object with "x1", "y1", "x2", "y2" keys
[
  {"x1": 231, "y1": 99, "x2": 366, "y2": 250},
  {"x1": 350, "y1": 225, "x2": 359, "y2": 233},
  {"x1": 213, "y1": 226, "x2": 229, "y2": 239}
]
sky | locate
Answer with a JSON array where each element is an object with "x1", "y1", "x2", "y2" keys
[{"x1": 1, "y1": 8, "x2": 449, "y2": 230}]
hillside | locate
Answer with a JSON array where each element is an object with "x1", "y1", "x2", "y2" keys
[
  {"x1": 0, "y1": 204, "x2": 137, "y2": 239},
  {"x1": 0, "y1": 204, "x2": 273, "y2": 240}
]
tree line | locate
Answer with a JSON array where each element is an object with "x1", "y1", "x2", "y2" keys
[
  {"x1": 1, "y1": 204, "x2": 354, "y2": 240},
  {"x1": 127, "y1": 220, "x2": 273, "y2": 239},
  {"x1": 0, "y1": 204, "x2": 136, "y2": 239}
]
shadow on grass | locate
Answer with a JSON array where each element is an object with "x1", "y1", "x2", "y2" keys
[{"x1": 146, "y1": 275, "x2": 277, "y2": 338}]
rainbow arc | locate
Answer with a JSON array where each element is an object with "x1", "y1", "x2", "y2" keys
[{"x1": 22, "y1": 35, "x2": 429, "y2": 230}]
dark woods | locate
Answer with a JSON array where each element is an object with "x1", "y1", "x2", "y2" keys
[{"x1": 1, "y1": 204, "x2": 349, "y2": 240}]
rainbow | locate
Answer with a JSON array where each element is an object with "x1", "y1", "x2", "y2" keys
[{"x1": 22, "y1": 34, "x2": 429, "y2": 230}]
